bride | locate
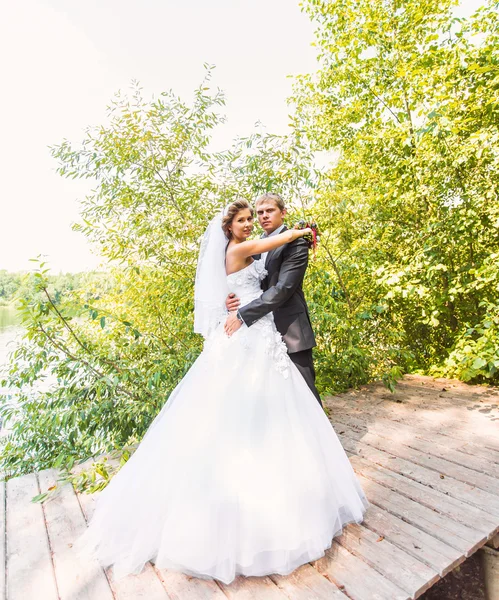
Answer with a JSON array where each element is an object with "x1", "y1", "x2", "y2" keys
[{"x1": 77, "y1": 198, "x2": 369, "y2": 584}]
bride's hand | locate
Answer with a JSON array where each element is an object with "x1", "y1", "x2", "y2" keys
[
  {"x1": 224, "y1": 311, "x2": 242, "y2": 337},
  {"x1": 294, "y1": 226, "x2": 313, "y2": 237}
]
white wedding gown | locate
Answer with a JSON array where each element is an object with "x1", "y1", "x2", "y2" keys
[{"x1": 78, "y1": 259, "x2": 369, "y2": 583}]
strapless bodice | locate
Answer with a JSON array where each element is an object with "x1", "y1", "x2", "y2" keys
[{"x1": 226, "y1": 259, "x2": 267, "y2": 305}]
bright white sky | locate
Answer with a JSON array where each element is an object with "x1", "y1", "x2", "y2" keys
[{"x1": 0, "y1": 0, "x2": 481, "y2": 273}]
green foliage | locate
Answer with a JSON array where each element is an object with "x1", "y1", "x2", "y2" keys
[
  {"x1": 0, "y1": 269, "x2": 94, "y2": 306},
  {"x1": 0, "y1": 271, "x2": 22, "y2": 305},
  {"x1": 436, "y1": 252, "x2": 499, "y2": 380},
  {"x1": 294, "y1": 0, "x2": 499, "y2": 384},
  {"x1": 3, "y1": 0, "x2": 499, "y2": 486},
  {"x1": 0, "y1": 69, "x2": 320, "y2": 483},
  {"x1": 440, "y1": 301, "x2": 499, "y2": 381}
]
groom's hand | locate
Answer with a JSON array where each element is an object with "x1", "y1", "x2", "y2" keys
[
  {"x1": 226, "y1": 293, "x2": 240, "y2": 312},
  {"x1": 224, "y1": 311, "x2": 242, "y2": 337}
]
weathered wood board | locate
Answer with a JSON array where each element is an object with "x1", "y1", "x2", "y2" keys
[{"x1": 2, "y1": 375, "x2": 498, "y2": 599}]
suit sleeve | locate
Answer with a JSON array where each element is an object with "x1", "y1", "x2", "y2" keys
[{"x1": 238, "y1": 238, "x2": 309, "y2": 327}]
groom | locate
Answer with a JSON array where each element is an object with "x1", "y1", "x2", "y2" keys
[{"x1": 224, "y1": 192, "x2": 322, "y2": 407}]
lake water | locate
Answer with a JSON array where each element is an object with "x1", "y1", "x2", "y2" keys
[
  {"x1": 0, "y1": 305, "x2": 65, "y2": 437},
  {"x1": 0, "y1": 306, "x2": 23, "y2": 435},
  {"x1": 0, "y1": 305, "x2": 21, "y2": 329},
  {"x1": 0, "y1": 306, "x2": 22, "y2": 371}
]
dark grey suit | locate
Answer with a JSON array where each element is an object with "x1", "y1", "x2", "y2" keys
[{"x1": 238, "y1": 226, "x2": 322, "y2": 406}]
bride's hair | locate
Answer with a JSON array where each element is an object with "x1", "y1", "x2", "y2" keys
[{"x1": 222, "y1": 198, "x2": 254, "y2": 238}]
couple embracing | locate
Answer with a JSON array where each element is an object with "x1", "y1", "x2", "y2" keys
[
  {"x1": 77, "y1": 192, "x2": 368, "y2": 585},
  {"x1": 224, "y1": 192, "x2": 321, "y2": 406}
]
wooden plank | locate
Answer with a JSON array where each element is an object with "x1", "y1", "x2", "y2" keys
[
  {"x1": 378, "y1": 381, "x2": 489, "y2": 405},
  {"x1": 402, "y1": 374, "x2": 489, "y2": 391},
  {"x1": 0, "y1": 481, "x2": 5, "y2": 600},
  {"x1": 329, "y1": 395, "x2": 499, "y2": 452},
  {"x1": 342, "y1": 434, "x2": 499, "y2": 518},
  {"x1": 386, "y1": 379, "x2": 452, "y2": 391},
  {"x1": 78, "y1": 490, "x2": 171, "y2": 600},
  {"x1": 6, "y1": 473, "x2": 58, "y2": 600},
  {"x1": 336, "y1": 523, "x2": 439, "y2": 598},
  {"x1": 38, "y1": 469, "x2": 114, "y2": 600},
  {"x1": 422, "y1": 436, "x2": 499, "y2": 466},
  {"x1": 387, "y1": 415, "x2": 499, "y2": 453},
  {"x1": 338, "y1": 425, "x2": 499, "y2": 496},
  {"x1": 218, "y1": 574, "x2": 289, "y2": 600},
  {"x1": 361, "y1": 504, "x2": 464, "y2": 577},
  {"x1": 354, "y1": 473, "x2": 486, "y2": 556},
  {"x1": 390, "y1": 412, "x2": 499, "y2": 452},
  {"x1": 386, "y1": 377, "x2": 499, "y2": 408},
  {"x1": 396, "y1": 387, "x2": 497, "y2": 409},
  {"x1": 270, "y1": 563, "x2": 349, "y2": 600},
  {"x1": 358, "y1": 373, "x2": 497, "y2": 403},
  {"x1": 349, "y1": 455, "x2": 499, "y2": 535},
  {"x1": 154, "y1": 567, "x2": 227, "y2": 600},
  {"x1": 343, "y1": 413, "x2": 499, "y2": 465},
  {"x1": 313, "y1": 542, "x2": 409, "y2": 600},
  {"x1": 345, "y1": 400, "x2": 499, "y2": 453},
  {"x1": 111, "y1": 566, "x2": 172, "y2": 600},
  {"x1": 331, "y1": 396, "x2": 494, "y2": 434},
  {"x1": 336, "y1": 414, "x2": 499, "y2": 479}
]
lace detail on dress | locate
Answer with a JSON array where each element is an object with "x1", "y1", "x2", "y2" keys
[
  {"x1": 254, "y1": 259, "x2": 268, "y2": 281},
  {"x1": 227, "y1": 260, "x2": 289, "y2": 379},
  {"x1": 228, "y1": 259, "x2": 267, "y2": 288},
  {"x1": 249, "y1": 318, "x2": 290, "y2": 379}
]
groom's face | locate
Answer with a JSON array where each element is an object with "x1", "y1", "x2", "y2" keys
[{"x1": 256, "y1": 200, "x2": 286, "y2": 235}]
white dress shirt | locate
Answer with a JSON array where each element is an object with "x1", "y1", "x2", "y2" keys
[{"x1": 261, "y1": 224, "x2": 285, "y2": 265}]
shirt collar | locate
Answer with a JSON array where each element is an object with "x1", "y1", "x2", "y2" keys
[{"x1": 265, "y1": 224, "x2": 285, "y2": 238}]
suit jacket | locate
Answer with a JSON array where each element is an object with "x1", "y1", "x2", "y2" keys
[{"x1": 238, "y1": 226, "x2": 316, "y2": 354}]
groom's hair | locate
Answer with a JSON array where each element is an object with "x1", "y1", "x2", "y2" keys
[{"x1": 256, "y1": 193, "x2": 286, "y2": 212}]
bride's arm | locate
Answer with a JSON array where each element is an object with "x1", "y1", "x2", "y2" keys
[{"x1": 229, "y1": 228, "x2": 311, "y2": 259}]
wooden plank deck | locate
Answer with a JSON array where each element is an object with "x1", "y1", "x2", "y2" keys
[{"x1": 2, "y1": 375, "x2": 499, "y2": 599}]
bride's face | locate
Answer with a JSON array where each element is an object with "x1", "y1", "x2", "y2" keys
[{"x1": 231, "y1": 208, "x2": 254, "y2": 241}]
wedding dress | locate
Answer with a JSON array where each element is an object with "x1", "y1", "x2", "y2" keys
[{"x1": 77, "y1": 257, "x2": 369, "y2": 584}]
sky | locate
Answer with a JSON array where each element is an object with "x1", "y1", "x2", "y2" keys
[{"x1": 0, "y1": 0, "x2": 482, "y2": 273}]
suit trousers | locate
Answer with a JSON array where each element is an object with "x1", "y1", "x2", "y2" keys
[{"x1": 289, "y1": 349, "x2": 323, "y2": 408}]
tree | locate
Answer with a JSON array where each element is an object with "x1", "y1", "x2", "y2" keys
[
  {"x1": 293, "y1": 0, "x2": 499, "y2": 382},
  {"x1": 0, "y1": 69, "x2": 319, "y2": 483}
]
